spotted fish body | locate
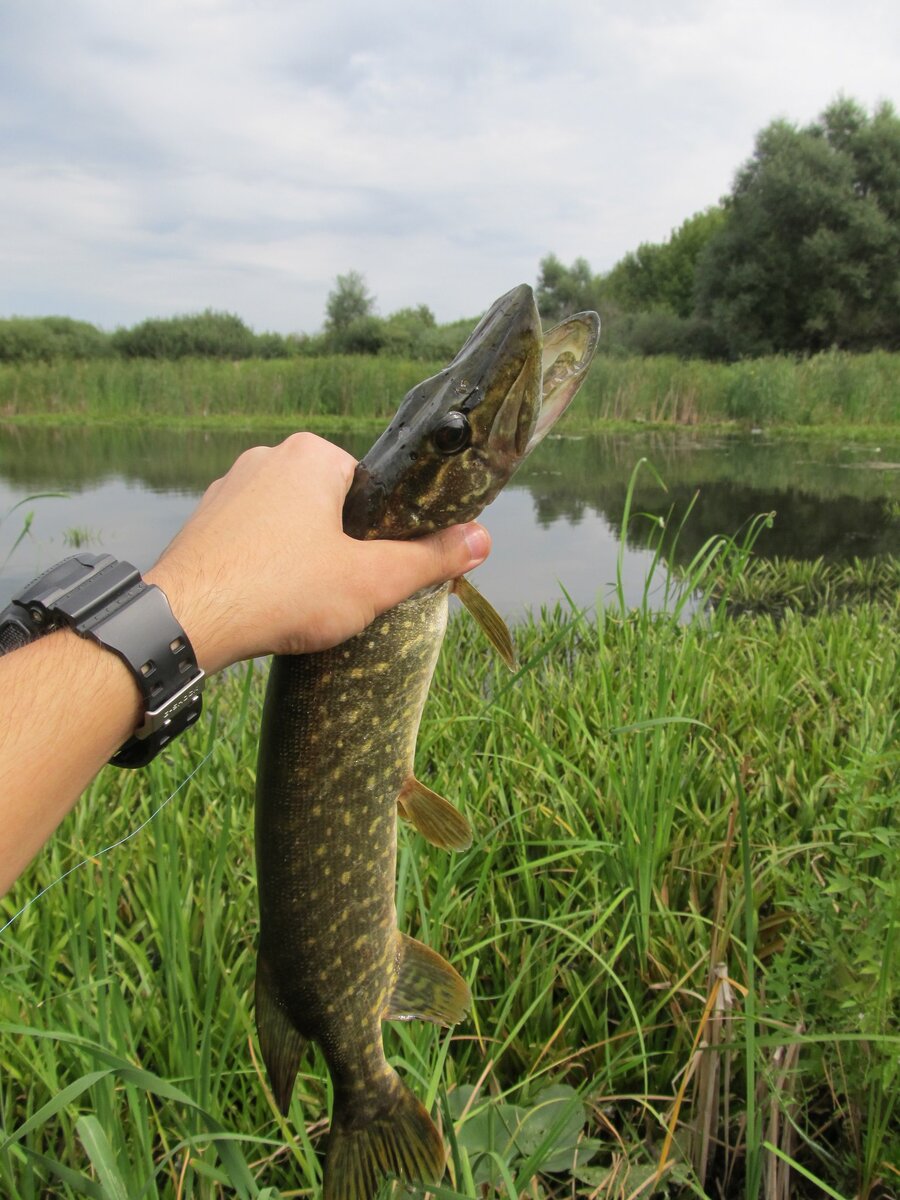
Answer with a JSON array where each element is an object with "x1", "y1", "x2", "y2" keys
[{"x1": 254, "y1": 285, "x2": 600, "y2": 1200}]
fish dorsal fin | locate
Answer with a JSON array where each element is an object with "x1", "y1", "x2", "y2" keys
[
  {"x1": 398, "y1": 776, "x2": 473, "y2": 851},
  {"x1": 452, "y1": 575, "x2": 516, "y2": 670},
  {"x1": 384, "y1": 932, "x2": 471, "y2": 1026}
]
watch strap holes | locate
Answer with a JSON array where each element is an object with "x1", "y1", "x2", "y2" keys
[
  {"x1": 170, "y1": 636, "x2": 185, "y2": 654},
  {"x1": 140, "y1": 659, "x2": 156, "y2": 677}
]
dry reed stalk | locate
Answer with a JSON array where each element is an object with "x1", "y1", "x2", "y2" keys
[
  {"x1": 656, "y1": 962, "x2": 745, "y2": 1185},
  {"x1": 762, "y1": 1024, "x2": 804, "y2": 1200}
]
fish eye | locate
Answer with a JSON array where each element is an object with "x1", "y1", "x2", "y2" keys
[{"x1": 432, "y1": 411, "x2": 471, "y2": 455}]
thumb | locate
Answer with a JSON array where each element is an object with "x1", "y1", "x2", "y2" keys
[{"x1": 361, "y1": 522, "x2": 492, "y2": 614}]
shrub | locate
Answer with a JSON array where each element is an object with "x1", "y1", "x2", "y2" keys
[{"x1": 0, "y1": 317, "x2": 112, "y2": 363}]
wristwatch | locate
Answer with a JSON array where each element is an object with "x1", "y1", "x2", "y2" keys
[{"x1": 0, "y1": 553, "x2": 205, "y2": 768}]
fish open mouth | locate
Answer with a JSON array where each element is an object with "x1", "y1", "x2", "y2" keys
[{"x1": 342, "y1": 284, "x2": 599, "y2": 540}]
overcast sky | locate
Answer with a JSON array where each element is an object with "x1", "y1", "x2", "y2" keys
[{"x1": 1, "y1": 0, "x2": 897, "y2": 335}]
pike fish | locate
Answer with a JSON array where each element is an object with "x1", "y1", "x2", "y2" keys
[{"x1": 254, "y1": 284, "x2": 599, "y2": 1200}]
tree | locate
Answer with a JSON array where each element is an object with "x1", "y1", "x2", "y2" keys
[
  {"x1": 324, "y1": 271, "x2": 376, "y2": 334},
  {"x1": 536, "y1": 255, "x2": 602, "y2": 321},
  {"x1": 379, "y1": 305, "x2": 438, "y2": 358},
  {"x1": 695, "y1": 98, "x2": 900, "y2": 356},
  {"x1": 604, "y1": 207, "x2": 725, "y2": 318}
]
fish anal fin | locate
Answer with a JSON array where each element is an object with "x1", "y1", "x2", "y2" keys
[
  {"x1": 398, "y1": 776, "x2": 472, "y2": 851},
  {"x1": 452, "y1": 575, "x2": 516, "y2": 670},
  {"x1": 255, "y1": 953, "x2": 307, "y2": 1115},
  {"x1": 385, "y1": 931, "x2": 471, "y2": 1026}
]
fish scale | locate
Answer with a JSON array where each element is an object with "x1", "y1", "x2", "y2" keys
[{"x1": 253, "y1": 284, "x2": 600, "y2": 1200}]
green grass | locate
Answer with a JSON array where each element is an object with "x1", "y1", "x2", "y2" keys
[
  {"x1": 2, "y1": 348, "x2": 899, "y2": 433},
  {"x1": 1, "y1": 549, "x2": 897, "y2": 1199}
]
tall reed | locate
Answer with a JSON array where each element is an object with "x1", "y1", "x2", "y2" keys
[{"x1": 2, "y1": 349, "x2": 899, "y2": 427}]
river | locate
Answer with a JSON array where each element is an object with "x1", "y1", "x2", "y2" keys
[{"x1": 1, "y1": 424, "x2": 897, "y2": 617}]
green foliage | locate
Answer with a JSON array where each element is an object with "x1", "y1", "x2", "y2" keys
[
  {"x1": 449, "y1": 1083, "x2": 601, "y2": 1188},
  {"x1": 111, "y1": 309, "x2": 267, "y2": 360},
  {"x1": 326, "y1": 314, "x2": 386, "y2": 355},
  {"x1": 605, "y1": 207, "x2": 726, "y2": 318},
  {"x1": 696, "y1": 98, "x2": 900, "y2": 356},
  {"x1": 711, "y1": 555, "x2": 900, "y2": 617},
  {"x1": 61, "y1": 526, "x2": 101, "y2": 549},
  {"x1": 0, "y1": 356, "x2": 443, "y2": 422},
  {"x1": 0, "y1": 550, "x2": 896, "y2": 1198},
  {"x1": 3, "y1": 347, "x2": 900, "y2": 429},
  {"x1": 0, "y1": 492, "x2": 66, "y2": 571},
  {"x1": 377, "y1": 304, "x2": 436, "y2": 357},
  {"x1": 403, "y1": 315, "x2": 482, "y2": 362},
  {"x1": 535, "y1": 253, "x2": 604, "y2": 322},
  {"x1": 535, "y1": 96, "x2": 900, "y2": 359},
  {"x1": 536, "y1": 234, "x2": 729, "y2": 359},
  {"x1": 323, "y1": 271, "x2": 376, "y2": 336},
  {"x1": 600, "y1": 307, "x2": 726, "y2": 359},
  {"x1": 321, "y1": 277, "x2": 483, "y2": 359},
  {"x1": 0, "y1": 317, "x2": 113, "y2": 363}
]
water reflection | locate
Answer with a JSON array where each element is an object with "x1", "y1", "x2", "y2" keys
[{"x1": 1, "y1": 424, "x2": 897, "y2": 616}]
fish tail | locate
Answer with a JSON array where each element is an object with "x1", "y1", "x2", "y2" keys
[{"x1": 324, "y1": 1074, "x2": 445, "y2": 1200}]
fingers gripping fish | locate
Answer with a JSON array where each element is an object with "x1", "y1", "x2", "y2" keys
[{"x1": 254, "y1": 285, "x2": 599, "y2": 1200}]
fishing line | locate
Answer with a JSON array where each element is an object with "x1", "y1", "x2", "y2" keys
[{"x1": 0, "y1": 749, "x2": 213, "y2": 937}]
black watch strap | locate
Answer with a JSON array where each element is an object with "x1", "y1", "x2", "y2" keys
[{"x1": 0, "y1": 553, "x2": 205, "y2": 768}]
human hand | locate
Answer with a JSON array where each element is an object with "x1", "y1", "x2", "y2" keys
[{"x1": 144, "y1": 432, "x2": 491, "y2": 674}]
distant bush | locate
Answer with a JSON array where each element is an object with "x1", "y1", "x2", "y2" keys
[
  {"x1": 597, "y1": 307, "x2": 727, "y2": 360},
  {"x1": 112, "y1": 310, "x2": 261, "y2": 360},
  {"x1": 0, "y1": 316, "x2": 113, "y2": 363},
  {"x1": 379, "y1": 311, "x2": 479, "y2": 362},
  {"x1": 325, "y1": 315, "x2": 387, "y2": 356},
  {"x1": 252, "y1": 332, "x2": 293, "y2": 359},
  {"x1": 376, "y1": 305, "x2": 436, "y2": 358}
]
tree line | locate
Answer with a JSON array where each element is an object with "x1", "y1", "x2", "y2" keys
[
  {"x1": 539, "y1": 97, "x2": 900, "y2": 358},
  {"x1": 0, "y1": 291, "x2": 480, "y2": 366},
  {"x1": 1, "y1": 97, "x2": 896, "y2": 365}
]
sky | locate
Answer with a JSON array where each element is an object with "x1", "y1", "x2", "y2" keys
[{"x1": 1, "y1": 0, "x2": 897, "y2": 335}]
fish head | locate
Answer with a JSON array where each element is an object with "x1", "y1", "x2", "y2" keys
[{"x1": 343, "y1": 284, "x2": 600, "y2": 539}]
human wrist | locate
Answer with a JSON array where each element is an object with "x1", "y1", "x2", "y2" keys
[
  {"x1": 143, "y1": 560, "x2": 235, "y2": 676},
  {"x1": 54, "y1": 625, "x2": 146, "y2": 748}
]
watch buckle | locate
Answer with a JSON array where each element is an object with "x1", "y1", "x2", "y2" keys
[{"x1": 134, "y1": 670, "x2": 206, "y2": 740}]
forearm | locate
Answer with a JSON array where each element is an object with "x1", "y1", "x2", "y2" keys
[{"x1": 0, "y1": 629, "x2": 142, "y2": 895}]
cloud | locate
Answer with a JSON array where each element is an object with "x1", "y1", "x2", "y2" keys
[{"x1": 0, "y1": 0, "x2": 897, "y2": 332}]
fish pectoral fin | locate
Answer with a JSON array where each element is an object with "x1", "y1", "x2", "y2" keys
[
  {"x1": 452, "y1": 575, "x2": 516, "y2": 670},
  {"x1": 398, "y1": 777, "x2": 473, "y2": 851},
  {"x1": 385, "y1": 932, "x2": 471, "y2": 1026},
  {"x1": 255, "y1": 955, "x2": 307, "y2": 1116}
]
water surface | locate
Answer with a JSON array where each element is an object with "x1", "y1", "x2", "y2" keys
[{"x1": 1, "y1": 424, "x2": 897, "y2": 617}]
